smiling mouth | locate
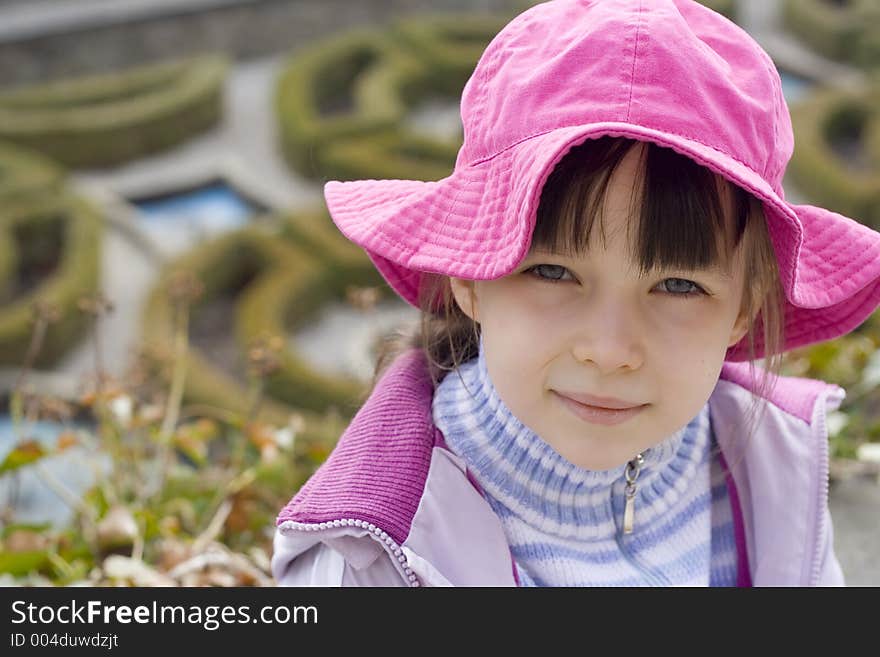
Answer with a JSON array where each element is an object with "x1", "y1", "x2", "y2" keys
[{"x1": 552, "y1": 391, "x2": 648, "y2": 426}]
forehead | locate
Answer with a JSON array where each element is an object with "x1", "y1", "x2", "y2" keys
[{"x1": 529, "y1": 136, "x2": 745, "y2": 276}]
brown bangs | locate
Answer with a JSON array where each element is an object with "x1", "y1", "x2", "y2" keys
[{"x1": 532, "y1": 136, "x2": 751, "y2": 276}]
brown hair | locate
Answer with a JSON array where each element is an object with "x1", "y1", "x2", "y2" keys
[{"x1": 369, "y1": 136, "x2": 786, "y2": 462}]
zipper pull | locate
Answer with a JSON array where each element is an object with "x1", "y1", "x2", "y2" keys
[{"x1": 622, "y1": 453, "x2": 644, "y2": 535}]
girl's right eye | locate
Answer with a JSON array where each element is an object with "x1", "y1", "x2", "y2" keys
[{"x1": 525, "y1": 264, "x2": 574, "y2": 283}]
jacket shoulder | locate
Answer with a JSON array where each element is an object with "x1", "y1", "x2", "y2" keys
[
  {"x1": 719, "y1": 361, "x2": 845, "y2": 425},
  {"x1": 275, "y1": 348, "x2": 437, "y2": 545}
]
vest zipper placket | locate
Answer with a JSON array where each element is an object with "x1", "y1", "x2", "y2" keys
[{"x1": 278, "y1": 519, "x2": 421, "y2": 587}]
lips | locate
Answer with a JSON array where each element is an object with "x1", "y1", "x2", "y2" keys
[
  {"x1": 553, "y1": 391, "x2": 646, "y2": 410},
  {"x1": 551, "y1": 391, "x2": 648, "y2": 426}
]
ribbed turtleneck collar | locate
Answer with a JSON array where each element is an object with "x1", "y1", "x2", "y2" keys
[{"x1": 432, "y1": 336, "x2": 713, "y2": 542}]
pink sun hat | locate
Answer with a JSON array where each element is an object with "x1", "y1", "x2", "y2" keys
[{"x1": 323, "y1": 0, "x2": 880, "y2": 361}]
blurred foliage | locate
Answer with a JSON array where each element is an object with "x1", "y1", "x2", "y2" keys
[
  {"x1": 275, "y1": 13, "x2": 517, "y2": 182},
  {"x1": 789, "y1": 78, "x2": 880, "y2": 228},
  {"x1": 783, "y1": 0, "x2": 880, "y2": 68},
  {"x1": 140, "y1": 210, "x2": 388, "y2": 421},
  {"x1": 780, "y1": 310, "x2": 880, "y2": 459},
  {"x1": 0, "y1": 54, "x2": 228, "y2": 168},
  {"x1": 0, "y1": 268, "x2": 346, "y2": 586},
  {"x1": 0, "y1": 143, "x2": 101, "y2": 367}
]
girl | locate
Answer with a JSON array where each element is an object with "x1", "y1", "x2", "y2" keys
[{"x1": 271, "y1": 0, "x2": 880, "y2": 586}]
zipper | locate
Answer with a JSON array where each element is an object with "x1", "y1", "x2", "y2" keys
[
  {"x1": 622, "y1": 453, "x2": 644, "y2": 534},
  {"x1": 278, "y1": 518, "x2": 421, "y2": 587},
  {"x1": 808, "y1": 390, "x2": 834, "y2": 586},
  {"x1": 612, "y1": 453, "x2": 670, "y2": 586}
]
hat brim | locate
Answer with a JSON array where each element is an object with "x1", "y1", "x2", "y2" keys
[{"x1": 324, "y1": 123, "x2": 880, "y2": 361}]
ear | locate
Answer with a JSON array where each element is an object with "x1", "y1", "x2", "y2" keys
[
  {"x1": 449, "y1": 277, "x2": 479, "y2": 323},
  {"x1": 727, "y1": 309, "x2": 750, "y2": 348}
]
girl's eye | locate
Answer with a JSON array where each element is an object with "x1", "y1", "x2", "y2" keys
[
  {"x1": 525, "y1": 264, "x2": 573, "y2": 283},
  {"x1": 658, "y1": 278, "x2": 706, "y2": 297}
]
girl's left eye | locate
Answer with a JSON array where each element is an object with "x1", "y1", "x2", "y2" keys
[
  {"x1": 525, "y1": 264, "x2": 574, "y2": 283},
  {"x1": 657, "y1": 278, "x2": 706, "y2": 297}
]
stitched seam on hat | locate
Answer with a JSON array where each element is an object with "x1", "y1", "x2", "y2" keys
[
  {"x1": 436, "y1": 178, "x2": 474, "y2": 243},
  {"x1": 475, "y1": 26, "x2": 507, "y2": 160},
  {"x1": 468, "y1": 121, "x2": 765, "y2": 178},
  {"x1": 625, "y1": 0, "x2": 644, "y2": 124},
  {"x1": 786, "y1": 279, "x2": 880, "y2": 343}
]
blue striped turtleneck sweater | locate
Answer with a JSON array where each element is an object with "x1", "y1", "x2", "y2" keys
[{"x1": 431, "y1": 339, "x2": 738, "y2": 586}]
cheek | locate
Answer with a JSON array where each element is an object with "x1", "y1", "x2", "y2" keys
[
  {"x1": 653, "y1": 298, "x2": 740, "y2": 346},
  {"x1": 649, "y1": 306, "x2": 731, "y2": 398},
  {"x1": 480, "y1": 284, "x2": 553, "y2": 342}
]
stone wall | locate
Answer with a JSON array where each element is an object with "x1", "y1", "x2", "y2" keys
[{"x1": 0, "y1": 0, "x2": 526, "y2": 88}]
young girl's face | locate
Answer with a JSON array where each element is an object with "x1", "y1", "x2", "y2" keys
[{"x1": 451, "y1": 143, "x2": 750, "y2": 470}]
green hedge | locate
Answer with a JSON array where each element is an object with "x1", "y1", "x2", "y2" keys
[
  {"x1": 275, "y1": 30, "x2": 409, "y2": 178},
  {"x1": 275, "y1": 14, "x2": 512, "y2": 182},
  {"x1": 788, "y1": 81, "x2": 880, "y2": 228},
  {"x1": 142, "y1": 229, "x2": 288, "y2": 422},
  {"x1": 782, "y1": 0, "x2": 880, "y2": 67},
  {"x1": 319, "y1": 130, "x2": 460, "y2": 182},
  {"x1": 0, "y1": 55, "x2": 229, "y2": 168},
  {"x1": 142, "y1": 210, "x2": 388, "y2": 420},
  {"x1": 389, "y1": 14, "x2": 512, "y2": 96},
  {"x1": 0, "y1": 193, "x2": 102, "y2": 366},
  {"x1": 0, "y1": 141, "x2": 65, "y2": 206},
  {"x1": 699, "y1": 0, "x2": 735, "y2": 20}
]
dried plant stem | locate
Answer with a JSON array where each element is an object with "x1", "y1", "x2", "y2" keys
[
  {"x1": 131, "y1": 516, "x2": 145, "y2": 562},
  {"x1": 179, "y1": 404, "x2": 243, "y2": 426},
  {"x1": 191, "y1": 498, "x2": 232, "y2": 554},
  {"x1": 89, "y1": 319, "x2": 122, "y2": 508},
  {"x1": 13, "y1": 313, "x2": 49, "y2": 393},
  {"x1": 33, "y1": 461, "x2": 97, "y2": 525},
  {"x1": 159, "y1": 303, "x2": 189, "y2": 441},
  {"x1": 143, "y1": 301, "x2": 189, "y2": 502},
  {"x1": 91, "y1": 314, "x2": 105, "y2": 387}
]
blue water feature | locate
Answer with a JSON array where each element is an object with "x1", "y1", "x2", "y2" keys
[
  {"x1": 779, "y1": 70, "x2": 814, "y2": 105},
  {"x1": 132, "y1": 181, "x2": 262, "y2": 253},
  {"x1": 0, "y1": 417, "x2": 106, "y2": 528}
]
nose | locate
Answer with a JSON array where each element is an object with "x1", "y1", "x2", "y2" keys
[{"x1": 570, "y1": 297, "x2": 644, "y2": 374}]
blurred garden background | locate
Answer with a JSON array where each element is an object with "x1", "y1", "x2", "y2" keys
[{"x1": 0, "y1": 0, "x2": 877, "y2": 586}]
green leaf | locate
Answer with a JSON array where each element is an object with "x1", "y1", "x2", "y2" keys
[
  {"x1": 0, "y1": 440, "x2": 47, "y2": 474},
  {"x1": 0, "y1": 550, "x2": 49, "y2": 576}
]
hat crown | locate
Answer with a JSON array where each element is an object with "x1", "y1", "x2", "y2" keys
[{"x1": 457, "y1": 0, "x2": 793, "y2": 190}]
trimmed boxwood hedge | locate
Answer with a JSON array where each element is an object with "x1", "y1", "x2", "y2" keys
[
  {"x1": 788, "y1": 80, "x2": 880, "y2": 228},
  {"x1": 700, "y1": 0, "x2": 735, "y2": 20},
  {"x1": 389, "y1": 14, "x2": 513, "y2": 97},
  {"x1": 0, "y1": 193, "x2": 102, "y2": 367},
  {"x1": 0, "y1": 55, "x2": 229, "y2": 168},
  {"x1": 275, "y1": 29, "x2": 411, "y2": 178},
  {"x1": 782, "y1": 0, "x2": 880, "y2": 67},
  {"x1": 275, "y1": 13, "x2": 512, "y2": 182},
  {"x1": 142, "y1": 209, "x2": 389, "y2": 421},
  {"x1": 319, "y1": 130, "x2": 460, "y2": 183},
  {"x1": 0, "y1": 141, "x2": 65, "y2": 207}
]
